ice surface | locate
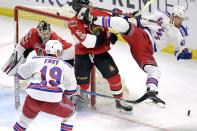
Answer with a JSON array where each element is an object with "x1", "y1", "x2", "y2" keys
[{"x1": 0, "y1": 16, "x2": 197, "y2": 131}]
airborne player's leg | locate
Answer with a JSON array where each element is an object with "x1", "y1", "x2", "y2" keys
[
  {"x1": 94, "y1": 52, "x2": 133, "y2": 112},
  {"x1": 122, "y1": 26, "x2": 166, "y2": 107}
]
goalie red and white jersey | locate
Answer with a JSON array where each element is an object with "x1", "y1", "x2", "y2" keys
[
  {"x1": 20, "y1": 28, "x2": 74, "y2": 60},
  {"x1": 130, "y1": 10, "x2": 188, "y2": 52},
  {"x1": 17, "y1": 56, "x2": 78, "y2": 102}
]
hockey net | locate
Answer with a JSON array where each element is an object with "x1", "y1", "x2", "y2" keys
[{"x1": 14, "y1": 6, "x2": 133, "y2": 109}]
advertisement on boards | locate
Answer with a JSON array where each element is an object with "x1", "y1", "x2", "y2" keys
[{"x1": 0, "y1": 0, "x2": 196, "y2": 48}]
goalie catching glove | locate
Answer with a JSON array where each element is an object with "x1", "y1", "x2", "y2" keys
[{"x1": 1, "y1": 44, "x2": 32, "y2": 76}]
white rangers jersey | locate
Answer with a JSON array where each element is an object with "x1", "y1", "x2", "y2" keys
[
  {"x1": 129, "y1": 10, "x2": 188, "y2": 52},
  {"x1": 17, "y1": 56, "x2": 78, "y2": 103}
]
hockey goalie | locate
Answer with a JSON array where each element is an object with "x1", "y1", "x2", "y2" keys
[{"x1": 2, "y1": 20, "x2": 75, "y2": 76}]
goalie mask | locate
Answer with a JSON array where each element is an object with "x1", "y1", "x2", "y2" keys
[
  {"x1": 37, "y1": 20, "x2": 52, "y2": 42},
  {"x1": 45, "y1": 40, "x2": 63, "y2": 58}
]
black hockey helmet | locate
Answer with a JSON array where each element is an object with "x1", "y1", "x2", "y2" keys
[
  {"x1": 71, "y1": 0, "x2": 90, "y2": 13},
  {"x1": 73, "y1": 0, "x2": 90, "y2": 5},
  {"x1": 37, "y1": 20, "x2": 51, "y2": 33}
]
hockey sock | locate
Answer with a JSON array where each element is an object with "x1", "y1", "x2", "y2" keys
[
  {"x1": 107, "y1": 74, "x2": 123, "y2": 99},
  {"x1": 61, "y1": 112, "x2": 76, "y2": 131},
  {"x1": 13, "y1": 122, "x2": 27, "y2": 131},
  {"x1": 13, "y1": 113, "x2": 33, "y2": 131},
  {"x1": 146, "y1": 77, "x2": 158, "y2": 91},
  {"x1": 144, "y1": 65, "x2": 160, "y2": 91},
  {"x1": 61, "y1": 123, "x2": 73, "y2": 131}
]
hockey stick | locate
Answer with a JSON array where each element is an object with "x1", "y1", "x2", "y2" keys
[
  {"x1": 73, "y1": 0, "x2": 157, "y2": 24},
  {"x1": 75, "y1": 0, "x2": 155, "y2": 16},
  {"x1": 81, "y1": 90, "x2": 148, "y2": 104},
  {"x1": 138, "y1": 0, "x2": 155, "y2": 16}
]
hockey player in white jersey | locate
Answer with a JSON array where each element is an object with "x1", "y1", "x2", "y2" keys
[
  {"x1": 13, "y1": 40, "x2": 79, "y2": 131},
  {"x1": 79, "y1": 5, "x2": 192, "y2": 107}
]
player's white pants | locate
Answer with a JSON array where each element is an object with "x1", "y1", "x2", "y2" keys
[
  {"x1": 94, "y1": 16, "x2": 130, "y2": 33},
  {"x1": 144, "y1": 65, "x2": 161, "y2": 91}
]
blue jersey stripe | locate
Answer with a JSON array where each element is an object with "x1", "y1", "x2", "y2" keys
[
  {"x1": 28, "y1": 83, "x2": 62, "y2": 93},
  {"x1": 179, "y1": 25, "x2": 188, "y2": 37}
]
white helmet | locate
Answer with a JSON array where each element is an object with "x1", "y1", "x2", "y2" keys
[
  {"x1": 173, "y1": 5, "x2": 187, "y2": 19},
  {"x1": 45, "y1": 40, "x2": 63, "y2": 57}
]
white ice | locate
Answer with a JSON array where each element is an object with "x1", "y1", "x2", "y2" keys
[{"x1": 0, "y1": 16, "x2": 197, "y2": 131}]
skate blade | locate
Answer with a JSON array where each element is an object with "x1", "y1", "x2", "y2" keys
[
  {"x1": 116, "y1": 108, "x2": 133, "y2": 114},
  {"x1": 145, "y1": 99, "x2": 166, "y2": 108}
]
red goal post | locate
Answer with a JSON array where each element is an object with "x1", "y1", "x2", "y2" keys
[{"x1": 14, "y1": 6, "x2": 96, "y2": 107}]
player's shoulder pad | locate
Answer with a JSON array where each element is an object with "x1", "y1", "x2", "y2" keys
[{"x1": 179, "y1": 25, "x2": 188, "y2": 37}]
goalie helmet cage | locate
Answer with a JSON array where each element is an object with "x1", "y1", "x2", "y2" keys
[{"x1": 14, "y1": 6, "x2": 96, "y2": 108}]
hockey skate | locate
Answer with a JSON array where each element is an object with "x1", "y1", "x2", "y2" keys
[
  {"x1": 145, "y1": 88, "x2": 166, "y2": 108},
  {"x1": 115, "y1": 100, "x2": 133, "y2": 113}
]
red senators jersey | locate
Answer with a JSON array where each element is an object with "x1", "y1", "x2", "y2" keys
[
  {"x1": 20, "y1": 28, "x2": 72, "y2": 56},
  {"x1": 68, "y1": 16, "x2": 110, "y2": 55}
]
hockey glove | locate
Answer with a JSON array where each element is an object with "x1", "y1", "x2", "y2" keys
[
  {"x1": 112, "y1": 8, "x2": 123, "y2": 16},
  {"x1": 109, "y1": 33, "x2": 118, "y2": 45},
  {"x1": 65, "y1": 85, "x2": 81, "y2": 105},
  {"x1": 77, "y1": 7, "x2": 96, "y2": 25},
  {"x1": 112, "y1": 8, "x2": 129, "y2": 21},
  {"x1": 94, "y1": 31, "x2": 107, "y2": 48},
  {"x1": 132, "y1": 10, "x2": 141, "y2": 18},
  {"x1": 175, "y1": 48, "x2": 192, "y2": 60}
]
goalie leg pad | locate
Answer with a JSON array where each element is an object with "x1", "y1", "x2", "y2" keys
[{"x1": 2, "y1": 48, "x2": 26, "y2": 76}]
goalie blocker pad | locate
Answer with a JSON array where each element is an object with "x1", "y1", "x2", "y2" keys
[{"x1": 1, "y1": 44, "x2": 27, "y2": 76}]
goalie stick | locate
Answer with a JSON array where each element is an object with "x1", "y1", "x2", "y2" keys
[
  {"x1": 14, "y1": 75, "x2": 20, "y2": 109},
  {"x1": 81, "y1": 90, "x2": 149, "y2": 104}
]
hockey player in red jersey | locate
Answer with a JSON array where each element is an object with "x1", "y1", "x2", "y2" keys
[
  {"x1": 13, "y1": 40, "x2": 78, "y2": 131},
  {"x1": 60, "y1": 0, "x2": 133, "y2": 112},
  {"x1": 2, "y1": 20, "x2": 75, "y2": 76}
]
